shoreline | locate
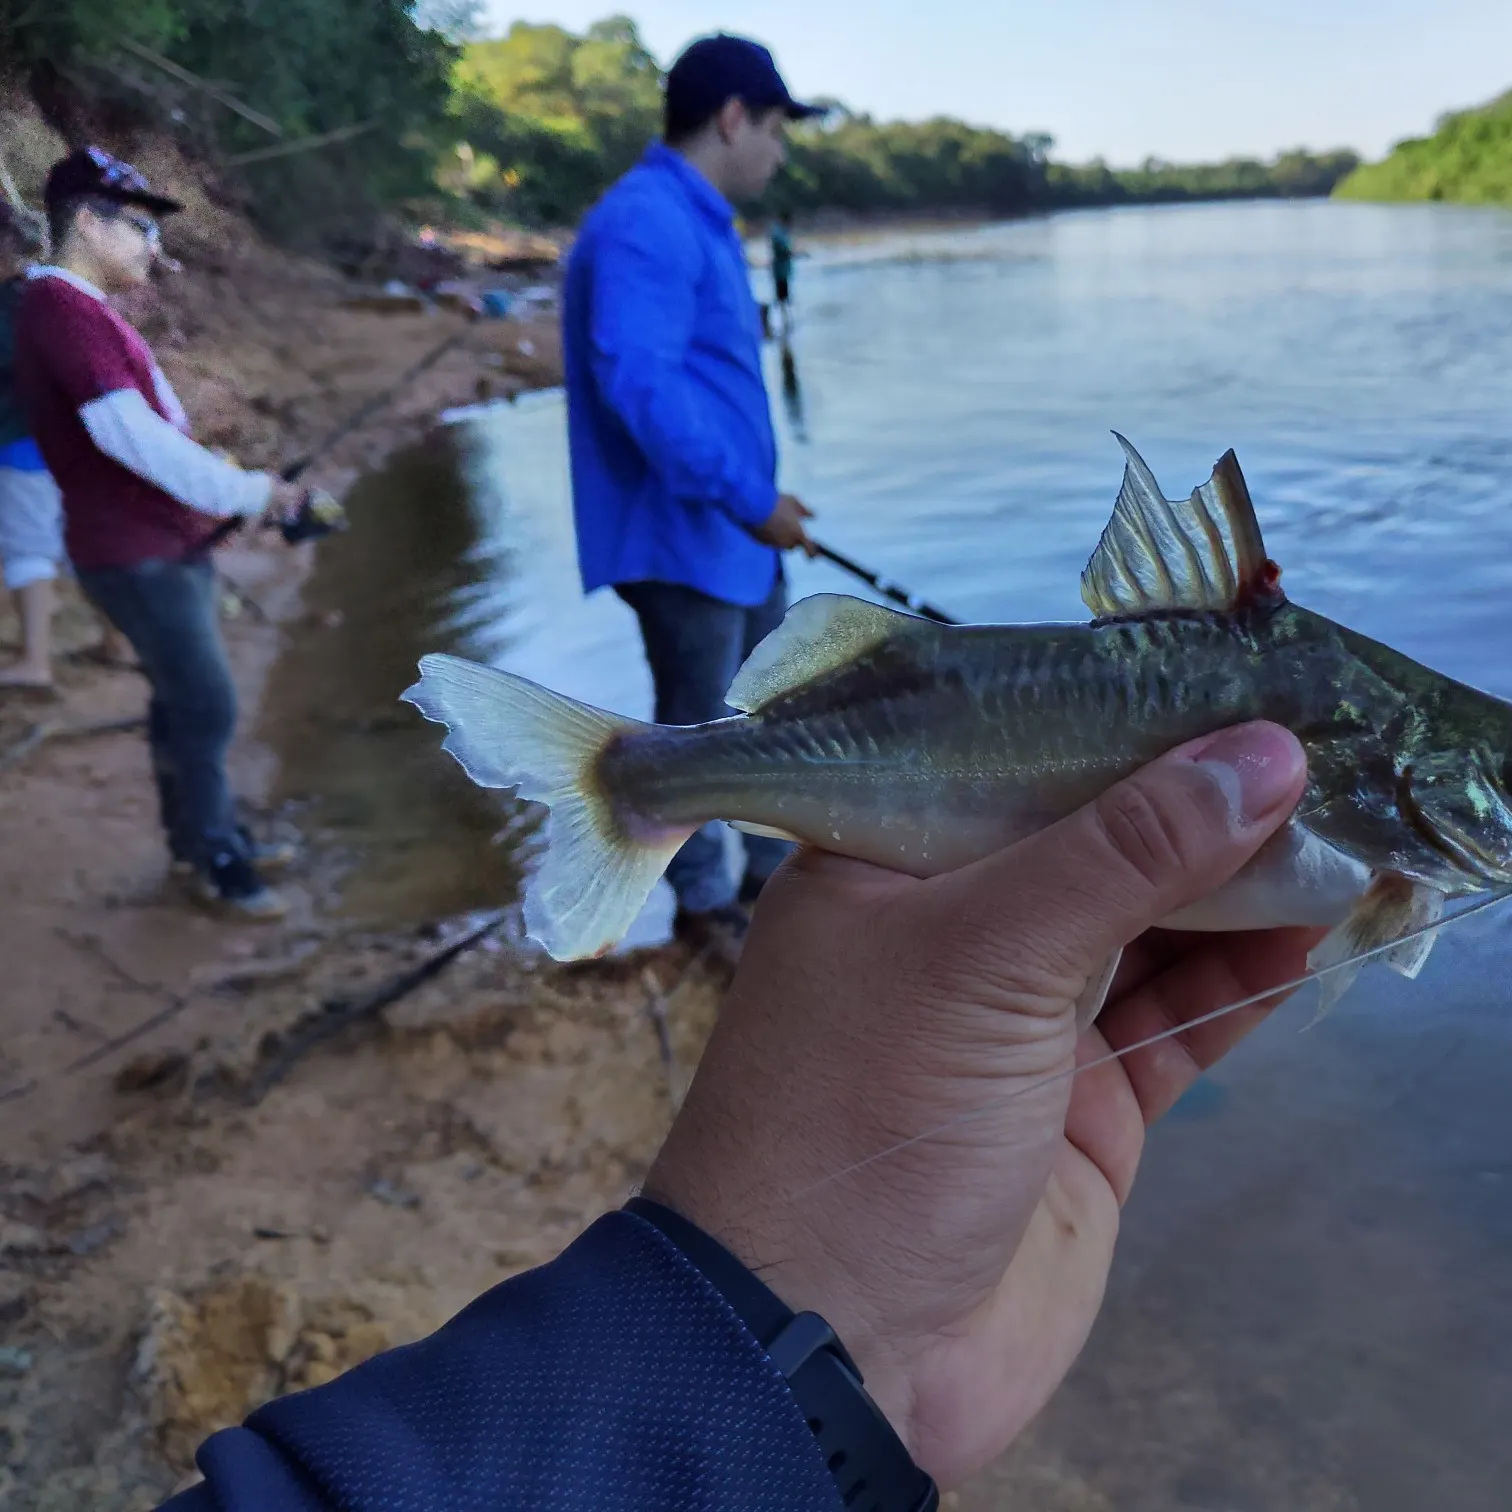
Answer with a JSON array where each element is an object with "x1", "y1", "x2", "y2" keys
[{"x1": 0, "y1": 207, "x2": 739, "y2": 1506}]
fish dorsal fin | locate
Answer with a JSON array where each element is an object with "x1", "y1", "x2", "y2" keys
[
  {"x1": 727, "y1": 593, "x2": 917, "y2": 714},
  {"x1": 1080, "y1": 434, "x2": 1282, "y2": 619}
]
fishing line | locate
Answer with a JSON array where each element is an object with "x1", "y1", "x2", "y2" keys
[{"x1": 797, "y1": 885, "x2": 1512, "y2": 1197}]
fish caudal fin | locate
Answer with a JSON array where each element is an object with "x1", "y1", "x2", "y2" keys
[
  {"x1": 1303, "y1": 872, "x2": 1446, "y2": 1027},
  {"x1": 1081, "y1": 436, "x2": 1283, "y2": 619},
  {"x1": 401, "y1": 655, "x2": 690, "y2": 961}
]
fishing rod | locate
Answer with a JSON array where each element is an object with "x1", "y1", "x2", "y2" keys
[
  {"x1": 207, "y1": 323, "x2": 475, "y2": 550},
  {"x1": 811, "y1": 540, "x2": 959, "y2": 625}
]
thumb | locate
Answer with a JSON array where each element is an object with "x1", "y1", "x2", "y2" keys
[{"x1": 938, "y1": 721, "x2": 1307, "y2": 994}]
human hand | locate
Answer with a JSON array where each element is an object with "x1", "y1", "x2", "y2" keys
[
  {"x1": 753, "y1": 492, "x2": 816, "y2": 555},
  {"x1": 644, "y1": 721, "x2": 1316, "y2": 1489},
  {"x1": 263, "y1": 478, "x2": 306, "y2": 526}
]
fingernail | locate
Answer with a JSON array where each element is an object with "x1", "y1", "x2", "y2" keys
[{"x1": 1182, "y1": 722, "x2": 1305, "y2": 825}]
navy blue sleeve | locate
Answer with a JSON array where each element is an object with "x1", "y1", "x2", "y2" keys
[{"x1": 158, "y1": 1210, "x2": 842, "y2": 1512}]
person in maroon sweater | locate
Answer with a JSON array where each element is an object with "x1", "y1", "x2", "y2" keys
[{"x1": 14, "y1": 147, "x2": 304, "y2": 918}]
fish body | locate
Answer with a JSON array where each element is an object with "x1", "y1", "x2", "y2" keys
[
  {"x1": 601, "y1": 601, "x2": 1512, "y2": 897},
  {"x1": 403, "y1": 436, "x2": 1512, "y2": 1009}
]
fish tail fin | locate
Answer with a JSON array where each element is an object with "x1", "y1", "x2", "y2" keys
[{"x1": 401, "y1": 654, "x2": 691, "y2": 961}]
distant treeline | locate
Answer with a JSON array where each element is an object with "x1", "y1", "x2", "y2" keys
[
  {"x1": 1335, "y1": 89, "x2": 1512, "y2": 207},
  {"x1": 446, "y1": 17, "x2": 1360, "y2": 226},
  {"x1": 1, "y1": 3, "x2": 1363, "y2": 253}
]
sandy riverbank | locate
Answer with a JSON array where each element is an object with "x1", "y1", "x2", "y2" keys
[{"x1": 0, "y1": 99, "x2": 744, "y2": 1509}]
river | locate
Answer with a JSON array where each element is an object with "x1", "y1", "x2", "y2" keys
[{"x1": 262, "y1": 198, "x2": 1512, "y2": 1509}]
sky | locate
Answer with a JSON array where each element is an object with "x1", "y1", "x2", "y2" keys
[{"x1": 479, "y1": 0, "x2": 1512, "y2": 164}]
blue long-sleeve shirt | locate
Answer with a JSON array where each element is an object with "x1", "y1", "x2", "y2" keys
[
  {"x1": 562, "y1": 143, "x2": 781, "y2": 609},
  {"x1": 157, "y1": 1210, "x2": 842, "y2": 1511}
]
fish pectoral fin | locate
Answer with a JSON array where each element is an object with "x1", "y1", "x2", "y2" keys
[
  {"x1": 1080, "y1": 435, "x2": 1282, "y2": 619},
  {"x1": 1380, "y1": 884, "x2": 1446, "y2": 979},
  {"x1": 1302, "y1": 871, "x2": 1446, "y2": 1028},
  {"x1": 1074, "y1": 948, "x2": 1123, "y2": 1034},
  {"x1": 726, "y1": 593, "x2": 926, "y2": 714},
  {"x1": 729, "y1": 820, "x2": 803, "y2": 843}
]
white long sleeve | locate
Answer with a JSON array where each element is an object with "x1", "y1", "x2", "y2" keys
[{"x1": 80, "y1": 389, "x2": 272, "y2": 519}]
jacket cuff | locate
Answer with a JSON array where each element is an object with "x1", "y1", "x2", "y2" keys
[{"x1": 182, "y1": 1210, "x2": 841, "y2": 1511}]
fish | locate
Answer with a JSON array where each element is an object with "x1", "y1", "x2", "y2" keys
[{"x1": 401, "y1": 434, "x2": 1512, "y2": 1027}]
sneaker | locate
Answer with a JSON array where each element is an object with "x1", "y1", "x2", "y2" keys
[
  {"x1": 171, "y1": 831, "x2": 298, "y2": 879},
  {"x1": 736, "y1": 872, "x2": 770, "y2": 908},
  {"x1": 672, "y1": 903, "x2": 750, "y2": 970},
  {"x1": 184, "y1": 850, "x2": 288, "y2": 922},
  {"x1": 244, "y1": 837, "x2": 298, "y2": 877}
]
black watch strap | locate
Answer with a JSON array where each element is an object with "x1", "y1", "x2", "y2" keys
[{"x1": 625, "y1": 1197, "x2": 939, "y2": 1512}]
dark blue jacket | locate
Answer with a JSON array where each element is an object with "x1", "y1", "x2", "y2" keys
[
  {"x1": 158, "y1": 1209, "x2": 842, "y2": 1511},
  {"x1": 562, "y1": 143, "x2": 781, "y2": 609}
]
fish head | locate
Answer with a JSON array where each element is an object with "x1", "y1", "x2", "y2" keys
[{"x1": 1402, "y1": 747, "x2": 1512, "y2": 885}]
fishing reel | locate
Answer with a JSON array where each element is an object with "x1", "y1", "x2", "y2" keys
[{"x1": 280, "y1": 486, "x2": 349, "y2": 545}]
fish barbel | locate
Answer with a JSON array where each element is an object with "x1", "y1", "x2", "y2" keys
[{"x1": 403, "y1": 435, "x2": 1512, "y2": 1022}]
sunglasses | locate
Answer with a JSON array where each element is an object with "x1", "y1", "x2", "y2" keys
[
  {"x1": 100, "y1": 205, "x2": 161, "y2": 248},
  {"x1": 120, "y1": 211, "x2": 161, "y2": 247}
]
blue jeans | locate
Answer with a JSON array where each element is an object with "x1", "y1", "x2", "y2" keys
[
  {"x1": 616, "y1": 573, "x2": 793, "y2": 913},
  {"x1": 78, "y1": 557, "x2": 244, "y2": 871}
]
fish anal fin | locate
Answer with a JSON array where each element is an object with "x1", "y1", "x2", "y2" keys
[
  {"x1": 1080, "y1": 435, "x2": 1283, "y2": 620},
  {"x1": 1302, "y1": 871, "x2": 1446, "y2": 1028},
  {"x1": 727, "y1": 593, "x2": 919, "y2": 714}
]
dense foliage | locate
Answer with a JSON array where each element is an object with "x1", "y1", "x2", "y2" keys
[
  {"x1": 444, "y1": 18, "x2": 661, "y2": 225},
  {"x1": 1, "y1": 4, "x2": 1364, "y2": 246},
  {"x1": 1335, "y1": 91, "x2": 1512, "y2": 206},
  {"x1": 1, "y1": 0, "x2": 458, "y2": 249},
  {"x1": 447, "y1": 19, "x2": 1359, "y2": 226}
]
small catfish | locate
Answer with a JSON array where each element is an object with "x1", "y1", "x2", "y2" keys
[{"x1": 403, "y1": 436, "x2": 1512, "y2": 1025}]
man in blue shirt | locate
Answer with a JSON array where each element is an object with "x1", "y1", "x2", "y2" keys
[{"x1": 562, "y1": 34, "x2": 822, "y2": 964}]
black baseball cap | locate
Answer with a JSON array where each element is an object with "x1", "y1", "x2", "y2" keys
[
  {"x1": 44, "y1": 146, "x2": 183, "y2": 216},
  {"x1": 665, "y1": 34, "x2": 825, "y2": 131}
]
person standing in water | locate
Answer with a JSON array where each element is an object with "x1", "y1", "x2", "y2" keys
[
  {"x1": 562, "y1": 34, "x2": 825, "y2": 965},
  {"x1": 770, "y1": 209, "x2": 796, "y2": 334}
]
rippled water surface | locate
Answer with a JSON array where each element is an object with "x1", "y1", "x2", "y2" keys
[{"x1": 264, "y1": 199, "x2": 1512, "y2": 1509}]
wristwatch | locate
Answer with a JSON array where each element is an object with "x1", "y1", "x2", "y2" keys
[{"x1": 625, "y1": 1196, "x2": 939, "y2": 1512}]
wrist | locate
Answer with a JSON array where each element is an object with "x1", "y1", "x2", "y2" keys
[
  {"x1": 628, "y1": 1192, "x2": 937, "y2": 1509},
  {"x1": 247, "y1": 472, "x2": 277, "y2": 518},
  {"x1": 637, "y1": 1179, "x2": 921, "y2": 1463},
  {"x1": 751, "y1": 485, "x2": 781, "y2": 529}
]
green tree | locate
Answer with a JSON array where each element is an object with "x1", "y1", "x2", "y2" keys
[
  {"x1": 1336, "y1": 91, "x2": 1512, "y2": 206},
  {"x1": 448, "y1": 16, "x2": 660, "y2": 223},
  {"x1": 1, "y1": 0, "x2": 461, "y2": 252}
]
